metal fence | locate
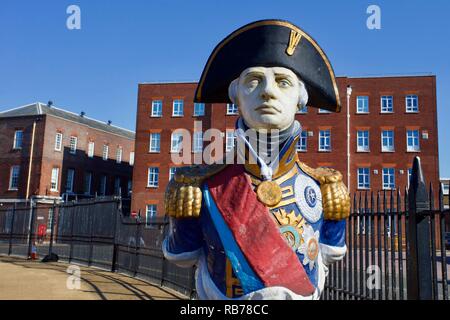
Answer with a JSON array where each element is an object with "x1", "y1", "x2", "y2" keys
[{"x1": 0, "y1": 157, "x2": 448, "y2": 300}]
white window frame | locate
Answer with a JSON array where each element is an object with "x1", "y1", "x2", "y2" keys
[
  {"x1": 9, "y1": 166, "x2": 20, "y2": 190},
  {"x1": 357, "y1": 130, "x2": 370, "y2": 152},
  {"x1": 147, "y1": 167, "x2": 159, "y2": 188},
  {"x1": 381, "y1": 130, "x2": 395, "y2": 152},
  {"x1": 129, "y1": 152, "x2": 135, "y2": 166},
  {"x1": 226, "y1": 103, "x2": 238, "y2": 115},
  {"x1": 66, "y1": 169, "x2": 75, "y2": 193},
  {"x1": 171, "y1": 132, "x2": 183, "y2": 153},
  {"x1": 116, "y1": 147, "x2": 123, "y2": 163},
  {"x1": 145, "y1": 205, "x2": 157, "y2": 228},
  {"x1": 69, "y1": 136, "x2": 77, "y2": 154},
  {"x1": 357, "y1": 168, "x2": 370, "y2": 190},
  {"x1": 149, "y1": 133, "x2": 161, "y2": 153},
  {"x1": 357, "y1": 96, "x2": 369, "y2": 114},
  {"x1": 193, "y1": 131, "x2": 203, "y2": 153},
  {"x1": 406, "y1": 95, "x2": 419, "y2": 113},
  {"x1": 13, "y1": 130, "x2": 23, "y2": 149},
  {"x1": 382, "y1": 168, "x2": 395, "y2": 190},
  {"x1": 319, "y1": 130, "x2": 331, "y2": 152},
  {"x1": 55, "y1": 133, "x2": 63, "y2": 151},
  {"x1": 318, "y1": 108, "x2": 332, "y2": 114},
  {"x1": 50, "y1": 167, "x2": 60, "y2": 192},
  {"x1": 169, "y1": 167, "x2": 177, "y2": 181},
  {"x1": 88, "y1": 141, "x2": 95, "y2": 158},
  {"x1": 194, "y1": 103, "x2": 205, "y2": 116},
  {"x1": 151, "y1": 100, "x2": 163, "y2": 117},
  {"x1": 297, "y1": 131, "x2": 307, "y2": 152},
  {"x1": 407, "y1": 130, "x2": 420, "y2": 152},
  {"x1": 172, "y1": 99, "x2": 184, "y2": 117},
  {"x1": 84, "y1": 172, "x2": 92, "y2": 195},
  {"x1": 225, "y1": 130, "x2": 236, "y2": 152},
  {"x1": 381, "y1": 96, "x2": 394, "y2": 113},
  {"x1": 102, "y1": 145, "x2": 109, "y2": 161}
]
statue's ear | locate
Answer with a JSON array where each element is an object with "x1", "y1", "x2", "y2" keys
[
  {"x1": 297, "y1": 80, "x2": 309, "y2": 110},
  {"x1": 228, "y1": 78, "x2": 239, "y2": 104}
]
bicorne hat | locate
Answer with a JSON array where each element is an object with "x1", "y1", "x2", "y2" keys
[{"x1": 194, "y1": 19, "x2": 341, "y2": 112}]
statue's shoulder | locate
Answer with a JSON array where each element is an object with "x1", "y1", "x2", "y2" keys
[
  {"x1": 164, "y1": 164, "x2": 228, "y2": 218},
  {"x1": 297, "y1": 161, "x2": 350, "y2": 221}
]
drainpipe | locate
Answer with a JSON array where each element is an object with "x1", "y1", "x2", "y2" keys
[
  {"x1": 346, "y1": 85, "x2": 352, "y2": 191},
  {"x1": 26, "y1": 119, "x2": 37, "y2": 199}
]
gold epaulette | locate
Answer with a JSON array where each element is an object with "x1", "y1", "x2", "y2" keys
[
  {"x1": 164, "y1": 164, "x2": 228, "y2": 218},
  {"x1": 298, "y1": 162, "x2": 350, "y2": 221}
]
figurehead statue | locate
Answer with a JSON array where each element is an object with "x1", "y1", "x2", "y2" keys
[{"x1": 163, "y1": 19, "x2": 350, "y2": 300}]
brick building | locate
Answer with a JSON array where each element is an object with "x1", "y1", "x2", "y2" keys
[
  {"x1": 131, "y1": 75, "x2": 440, "y2": 220},
  {"x1": 0, "y1": 102, "x2": 135, "y2": 205}
]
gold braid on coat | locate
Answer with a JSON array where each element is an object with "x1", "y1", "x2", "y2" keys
[
  {"x1": 298, "y1": 162, "x2": 350, "y2": 221},
  {"x1": 164, "y1": 164, "x2": 228, "y2": 218}
]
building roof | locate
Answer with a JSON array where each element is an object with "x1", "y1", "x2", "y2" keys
[{"x1": 0, "y1": 102, "x2": 135, "y2": 140}]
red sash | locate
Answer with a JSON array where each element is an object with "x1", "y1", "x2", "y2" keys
[{"x1": 207, "y1": 164, "x2": 315, "y2": 296}]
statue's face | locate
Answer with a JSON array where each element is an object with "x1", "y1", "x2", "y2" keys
[{"x1": 233, "y1": 66, "x2": 303, "y2": 131}]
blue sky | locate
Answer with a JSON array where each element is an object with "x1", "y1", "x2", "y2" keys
[{"x1": 0, "y1": 0, "x2": 449, "y2": 177}]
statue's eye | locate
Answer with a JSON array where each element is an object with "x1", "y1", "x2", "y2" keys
[
  {"x1": 247, "y1": 78, "x2": 260, "y2": 88},
  {"x1": 278, "y1": 78, "x2": 292, "y2": 88}
]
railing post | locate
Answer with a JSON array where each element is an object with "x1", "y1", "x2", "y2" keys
[
  {"x1": 47, "y1": 200, "x2": 56, "y2": 257},
  {"x1": 133, "y1": 210, "x2": 142, "y2": 277},
  {"x1": 111, "y1": 200, "x2": 120, "y2": 272},
  {"x1": 27, "y1": 199, "x2": 36, "y2": 259},
  {"x1": 8, "y1": 202, "x2": 17, "y2": 256},
  {"x1": 407, "y1": 156, "x2": 433, "y2": 300}
]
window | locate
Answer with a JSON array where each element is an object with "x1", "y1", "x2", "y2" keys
[
  {"x1": 297, "y1": 131, "x2": 307, "y2": 152},
  {"x1": 382, "y1": 168, "x2": 395, "y2": 190},
  {"x1": 55, "y1": 133, "x2": 63, "y2": 151},
  {"x1": 9, "y1": 166, "x2": 20, "y2": 190},
  {"x1": 381, "y1": 96, "x2": 393, "y2": 113},
  {"x1": 169, "y1": 167, "x2": 177, "y2": 181},
  {"x1": 357, "y1": 96, "x2": 369, "y2": 113},
  {"x1": 88, "y1": 141, "x2": 95, "y2": 158},
  {"x1": 99, "y1": 175, "x2": 107, "y2": 196},
  {"x1": 147, "y1": 167, "x2": 159, "y2": 188},
  {"x1": 407, "y1": 130, "x2": 420, "y2": 152},
  {"x1": 130, "y1": 152, "x2": 135, "y2": 166},
  {"x1": 145, "y1": 205, "x2": 157, "y2": 227},
  {"x1": 66, "y1": 169, "x2": 75, "y2": 193},
  {"x1": 225, "y1": 130, "x2": 236, "y2": 152},
  {"x1": 172, "y1": 99, "x2": 184, "y2": 116},
  {"x1": 151, "y1": 100, "x2": 163, "y2": 117},
  {"x1": 13, "y1": 130, "x2": 23, "y2": 149},
  {"x1": 226, "y1": 103, "x2": 238, "y2": 115},
  {"x1": 406, "y1": 95, "x2": 418, "y2": 113},
  {"x1": 193, "y1": 131, "x2": 203, "y2": 153},
  {"x1": 194, "y1": 103, "x2": 205, "y2": 116},
  {"x1": 318, "y1": 108, "x2": 331, "y2": 114},
  {"x1": 69, "y1": 136, "x2": 77, "y2": 154},
  {"x1": 381, "y1": 130, "x2": 394, "y2": 152},
  {"x1": 116, "y1": 147, "x2": 123, "y2": 163},
  {"x1": 171, "y1": 132, "x2": 183, "y2": 152},
  {"x1": 357, "y1": 168, "x2": 370, "y2": 189},
  {"x1": 319, "y1": 130, "x2": 331, "y2": 151},
  {"x1": 357, "y1": 130, "x2": 370, "y2": 152},
  {"x1": 443, "y1": 183, "x2": 449, "y2": 196},
  {"x1": 50, "y1": 168, "x2": 59, "y2": 192},
  {"x1": 297, "y1": 105, "x2": 308, "y2": 114},
  {"x1": 114, "y1": 177, "x2": 121, "y2": 195},
  {"x1": 102, "y1": 145, "x2": 109, "y2": 160},
  {"x1": 83, "y1": 172, "x2": 92, "y2": 195},
  {"x1": 149, "y1": 133, "x2": 161, "y2": 153}
]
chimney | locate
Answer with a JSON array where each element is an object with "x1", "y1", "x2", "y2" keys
[
  {"x1": 107, "y1": 120, "x2": 112, "y2": 125},
  {"x1": 47, "y1": 100, "x2": 53, "y2": 108},
  {"x1": 80, "y1": 111, "x2": 85, "y2": 117}
]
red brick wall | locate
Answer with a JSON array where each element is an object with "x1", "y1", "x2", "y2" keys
[{"x1": 132, "y1": 76, "x2": 440, "y2": 216}]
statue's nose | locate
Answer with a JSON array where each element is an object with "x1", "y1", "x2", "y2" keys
[{"x1": 261, "y1": 81, "x2": 276, "y2": 100}]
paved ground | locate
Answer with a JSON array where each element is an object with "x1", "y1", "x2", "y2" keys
[{"x1": 0, "y1": 256, "x2": 186, "y2": 300}]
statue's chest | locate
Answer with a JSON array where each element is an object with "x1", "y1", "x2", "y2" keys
[{"x1": 253, "y1": 165, "x2": 323, "y2": 251}]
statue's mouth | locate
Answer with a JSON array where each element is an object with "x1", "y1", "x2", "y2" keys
[{"x1": 255, "y1": 103, "x2": 280, "y2": 114}]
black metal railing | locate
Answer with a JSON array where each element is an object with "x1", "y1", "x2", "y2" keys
[{"x1": 0, "y1": 156, "x2": 448, "y2": 300}]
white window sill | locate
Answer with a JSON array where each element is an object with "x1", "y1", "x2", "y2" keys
[
  {"x1": 357, "y1": 187, "x2": 371, "y2": 191},
  {"x1": 381, "y1": 150, "x2": 395, "y2": 153},
  {"x1": 405, "y1": 111, "x2": 419, "y2": 114},
  {"x1": 150, "y1": 115, "x2": 163, "y2": 118},
  {"x1": 149, "y1": 151, "x2": 161, "y2": 153},
  {"x1": 380, "y1": 111, "x2": 394, "y2": 114},
  {"x1": 146, "y1": 186, "x2": 159, "y2": 189},
  {"x1": 318, "y1": 150, "x2": 332, "y2": 152},
  {"x1": 171, "y1": 115, "x2": 184, "y2": 117},
  {"x1": 356, "y1": 112, "x2": 370, "y2": 115},
  {"x1": 357, "y1": 149, "x2": 370, "y2": 153},
  {"x1": 8, "y1": 188, "x2": 18, "y2": 191},
  {"x1": 407, "y1": 149, "x2": 421, "y2": 153},
  {"x1": 50, "y1": 189, "x2": 58, "y2": 192}
]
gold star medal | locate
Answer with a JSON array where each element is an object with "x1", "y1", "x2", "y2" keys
[{"x1": 256, "y1": 180, "x2": 282, "y2": 207}]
